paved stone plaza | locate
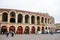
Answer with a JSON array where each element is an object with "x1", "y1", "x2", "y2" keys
[{"x1": 0, "y1": 34, "x2": 60, "y2": 40}]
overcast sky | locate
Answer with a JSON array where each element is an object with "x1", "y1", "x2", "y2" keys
[{"x1": 0, "y1": 0, "x2": 60, "y2": 23}]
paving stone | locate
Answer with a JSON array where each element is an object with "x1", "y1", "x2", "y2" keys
[{"x1": 0, "y1": 34, "x2": 60, "y2": 40}]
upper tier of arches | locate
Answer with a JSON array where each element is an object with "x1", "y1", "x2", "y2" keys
[{"x1": 0, "y1": 9, "x2": 54, "y2": 24}]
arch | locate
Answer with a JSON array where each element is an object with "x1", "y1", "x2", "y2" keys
[
  {"x1": 9, "y1": 26, "x2": 15, "y2": 33},
  {"x1": 17, "y1": 26, "x2": 23, "y2": 34},
  {"x1": 24, "y1": 26, "x2": 29, "y2": 34},
  {"x1": 2, "y1": 12, "x2": 8, "y2": 22},
  {"x1": 10, "y1": 12, "x2": 16, "y2": 17},
  {"x1": 10, "y1": 12, "x2": 16, "y2": 23},
  {"x1": 31, "y1": 15, "x2": 35, "y2": 24},
  {"x1": 18, "y1": 14, "x2": 23, "y2": 23},
  {"x1": 41, "y1": 17, "x2": 44, "y2": 23},
  {"x1": 25, "y1": 15, "x2": 29, "y2": 23},
  {"x1": 37, "y1": 16, "x2": 40, "y2": 24},
  {"x1": 37, "y1": 27, "x2": 40, "y2": 31},
  {"x1": 1, "y1": 26, "x2": 7, "y2": 34},
  {"x1": 31, "y1": 26, "x2": 35, "y2": 34},
  {"x1": 42, "y1": 27, "x2": 44, "y2": 33},
  {"x1": 45, "y1": 18, "x2": 47, "y2": 23},
  {"x1": 48, "y1": 19, "x2": 49, "y2": 24}
]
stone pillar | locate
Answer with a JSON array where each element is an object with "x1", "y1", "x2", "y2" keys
[
  {"x1": 40, "y1": 17, "x2": 41, "y2": 25},
  {"x1": 7, "y1": 26, "x2": 9, "y2": 32},
  {"x1": 44, "y1": 17, "x2": 45, "y2": 32},
  {"x1": 29, "y1": 26, "x2": 31, "y2": 34},
  {"x1": 23, "y1": 15, "x2": 25, "y2": 24},
  {"x1": 0, "y1": 13, "x2": 2, "y2": 23},
  {"x1": 44, "y1": 17, "x2": 45, "y2": 24},
  {"x1": 0, "y1": 13, "x2": 2, "y2": 32},
  {"x1": 8, "y1": 13, "x2": 10, "y2": 23},
  {"x1": 35, "y1": 26, "x2": 37, "y2": 32},
  {"x1": 35, "y1": 16, "x2": 37, "y2": 24},
  {"x1": 23, "y1": 25, "x2": 25, "y2": 34},
  {"x1": 16, "y1": 14, "x2": 18, "y2": 23},
  {"x1": 40, "y1": 17, "x2": 42, "y2": 32},
  {"x1": 0, "y1": 23, "x2": 1, "y2": 32},
  {"x1": 39, "y1": 17, "x2": 40, "y2": 24},
  {"x1": 47, "y1": 18, "x2": 48, "y2": 24},
  {"x1": 8, "y1": 13, "x2": 10, "y2": 32},
  {"x1": 15, "y1": 25, "x2": 17, "y2": 33},
  {"x1": 29, "y1": 15, "x2": 31, "y2": 24}
]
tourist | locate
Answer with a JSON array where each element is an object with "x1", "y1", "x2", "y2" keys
[
  {"x1": 50, "y1": 31, "x2": 53, "y2": 35},
  {"x1": 6, "y1": 32, "x2": 9, "y2": 37},
  {"x1": 11, "y1": 32, "x2": 14, "y2": 37}
]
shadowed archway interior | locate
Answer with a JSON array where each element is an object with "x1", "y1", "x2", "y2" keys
[
  {"x1": 17, "y1": 26, "x2": 23, "y2": 34},
  {"x1": 24, "y1": 26, "x2": 29, "y2": 34},
  {"x1": 31, "y1": 26, "x2": 35, "y2": 34},
  {"x1": 1, "y1": 26, "x2": 7, "y2": 34},
  {"x1": 9, "y1": 26, "x2": 15, "y2": 33}
]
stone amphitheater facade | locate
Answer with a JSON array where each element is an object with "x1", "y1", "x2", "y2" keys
[{"x1": 0, "y1": 8, "x2": 55, "y2": 34}]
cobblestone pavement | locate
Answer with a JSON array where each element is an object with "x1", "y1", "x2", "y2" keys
[{"x1": 0, "y1": 34, "x2": 60, "y2": 40}]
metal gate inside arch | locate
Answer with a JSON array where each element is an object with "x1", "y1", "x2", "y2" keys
[
  {"x1": 1, "y1": 26, "x2": 7, "y2": 34},
  {"x1": 9, "y1": 26, "x2": 15, "y2": 33}
]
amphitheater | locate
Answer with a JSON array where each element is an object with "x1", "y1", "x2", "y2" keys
[{"x1": 0, "y1": 8, "x2": 55, "y2": 34}]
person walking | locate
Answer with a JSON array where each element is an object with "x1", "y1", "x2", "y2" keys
[
  {"x1": 50, "y1": 31, "x2": 53, "y2": 35},
  {"x1": 6, "y1": 32, "x2": 9, "y2": 37},
  {"x1": 11, "y1": 32, "x2": 14, "y2": 37}
]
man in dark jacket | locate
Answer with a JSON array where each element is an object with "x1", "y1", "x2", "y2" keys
[
  {"x1": 11, "y1": 32, "x2": 14, "y2": 37},
  {"x1": 6, "y1": 32, "x2": 9, "y2": 37}
]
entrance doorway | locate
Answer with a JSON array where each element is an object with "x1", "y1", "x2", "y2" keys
[
  {"x1": 17, "y1": 26, "x2": 23, "y2": 34},
  {"x1": 1, "y1": 26, "x2": 7, "y2": 34},
  {"x1": 42, "y1": 27, "x2": 44, "y2": 33},
  {"x1": 24, "y1": 26, "x2": 29, "y2": 34},
  {"x1": 31, "y1": 26, "x2": 35, "y2": 34},
  {"x1": 37, "y1": 27, "x2": 40, "y2": 31},
  {"x1": 9, "y1": 26, "x2": 15, "y2": 33}
]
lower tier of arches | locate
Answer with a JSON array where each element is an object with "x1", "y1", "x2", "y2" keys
[{"x1": 0, "y1": 25, "x2": 51, "y2": 34}]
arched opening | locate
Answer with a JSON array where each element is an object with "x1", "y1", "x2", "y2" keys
[
  {"x1": 37, "y1": 27, "x2": 40, "y2": 31},
  {"x1": 17, "y1": 26, "x2": 23, "y2": 34},
  {"x1": 31, "y1": 15, "x2": 35, "y2": 24},
  {"x1": 18, "y1": 14, "x2": 23, "y2": 23},
  {"x1": 10, "y1": 18, "x2": 15, "y2": 23},
  {"x1": 1, "y1": 26, "x2": 7, "y2": 34},
  {"x1": 10, "y1": 12, "x2": 15, "y2": 17},
  {"x1": 10, "y1": 12, "x2": 16, "y2": 23},
  {"x1": 42, "y1": 27, "x2": 44, "y2": 33},
  {"x1": 25, "y1": 15, "x2": 29, "y2": 23},
  {"x1": 45, "y1": 27, "x2": 47, "y2": 30},
  {"x1": 24, "y1": 26, "x2": 29, "y2": 34},
  {"x1": 41, "y1": 17, "x2": 44, "y2": 23},
  {"x1": 9, "y1": 26, "x2": 15, "y2": 33},
  {"x1": 45, "y1": 18, "x2": 47, "y2": 23},
  {"x1": 31, "y1": 26, "x2": 35, "y2": 34},
  {"x1": 48, "y1": 19, "x2": 49, "y2": 24},
  {"x1": 37, "y1": 16, "x2": 40, "y2": 24},
  {"x1": 2, "y1": 12, "x2": 8, "y2": 22}
]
